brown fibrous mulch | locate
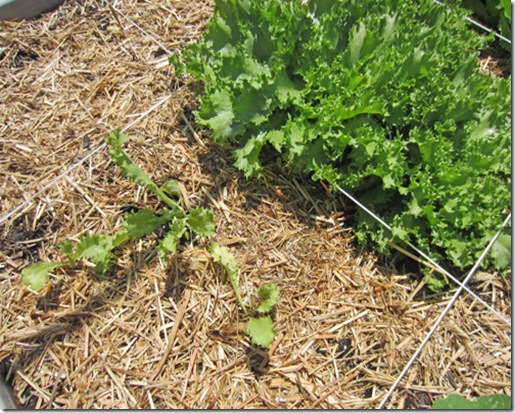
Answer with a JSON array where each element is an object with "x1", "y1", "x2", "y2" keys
[{"x1": 0, "y1": 0, "x2": 511, "y2": 409}]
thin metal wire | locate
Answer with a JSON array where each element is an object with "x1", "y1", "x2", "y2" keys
[
  {"x1": 376, "y1": 212, "x2": 511, "y2": 409},
  {"x1": 374, "y1": 1, "x2": 513, "y2": 408},
  {"x1": 336, "y1": 185, "x2": 511, "y2": 326},
  {"x1": 433, "y1": 0, "x2": 512, "y2": 45}
]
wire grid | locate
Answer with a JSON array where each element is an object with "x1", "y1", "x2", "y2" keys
[{"x1": 0, "y1": 1, "x2": 511, "y2": 408}]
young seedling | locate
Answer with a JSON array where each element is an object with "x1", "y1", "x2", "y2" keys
[
  {"x1": 21, "y1": 129, "x2": 215, "y2": 291},
  {"x1": 210, "y1": 242, "x2": 279, "y2": 348}
]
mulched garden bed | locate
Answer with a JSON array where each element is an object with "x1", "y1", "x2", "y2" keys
[{"x1": 0, "y1": 0, "x2": 511, "y2": 408}]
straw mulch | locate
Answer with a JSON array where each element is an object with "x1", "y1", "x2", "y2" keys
[{"x1": 0, "y1": 0, "x2": 511, "y2": 409}]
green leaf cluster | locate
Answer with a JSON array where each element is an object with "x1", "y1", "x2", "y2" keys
[
  {"x1": 173, "y1": 0, "x2": 511, "y2": 274},
  {"x1": 21, "y1": 130, "x2": 215, "y2": 292},
  {"x1": 210, "y1": 242, "x2": 279, "y2": 348}
]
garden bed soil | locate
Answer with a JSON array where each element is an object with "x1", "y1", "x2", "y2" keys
[{"x1": 0, "y1": 0, "x2": 511, "y2": 408}]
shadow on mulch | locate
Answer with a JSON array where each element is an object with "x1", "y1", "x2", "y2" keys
[
  {"x1": 188, "y1": 114, "x2": 511, "y2": 307},
  {"x1": 185, "y1": 114, "x2": 444, "y2": 299},
  {"x1": 0, "y1": 212, "x2": 62, "y2": 263}
]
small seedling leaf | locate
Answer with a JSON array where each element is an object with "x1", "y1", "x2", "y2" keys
[
  {"x1": 75, "y1": 233, "x2": 113, "y2": 259},
  {"x1": 246, "y1": 316, "x2": 276, "y2": 348},
  {"x1": 186, "y1": 207, "x2": 216, "y2": 237},
  {"x1": 256, "y1": 283, "x2": 279, "y2": 313},
  {"x1": 161, "y1": 180, "x2": 181, "y2": 199},
  {"x1": 59, "y1": 239, "x2": 76, "y2": 265},
  {"x1": 106, "y1": 129, "x2": 157, "y2": 191},
  {"x1": 21, "y1": 262, "x2": 66, "y2": 292},
  {"x1": 157, "y1": 218, "x2": 187, "y2": 261},
  {"x1": 432, "y1": 394, "x2": 511, "y2": 410},
  {"x1": 75, "y1": 233, "x2": 116, "y2": 274},
  {"x1": 210, "y1": 242, "x2": 246, "y2": 313},
  {"x1": 124, "y1": 208, "x2": 172, "y2": 239},
  {"x1": 112, "y1": 230, "x2": 130, "y2": 248},
  {"x1": 106, "y1": 129, "x2": 180, "y2": 211}
]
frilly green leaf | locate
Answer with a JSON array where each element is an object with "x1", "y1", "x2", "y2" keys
[
  {"x1": 124, "y1": 208, "x2": 173, "y2": 239},
  {"x1": 106, "y1": 129, "x2": 181, "y2": 211},
  {"x1": 75, "y1": 233, "x2": 116, "y2": 274},
  {"x1": 157, "y1": 218, "x2": 187, "y2": 261},
  {"x1": 210, "y1": 242, "x2": 246, "y2": 313},
  {"x1": 186, "y1": 207, "x2": 216, "y2": 237},
  {"x1": 256, "y1": 283, "x2": 279, "y2": 313}
]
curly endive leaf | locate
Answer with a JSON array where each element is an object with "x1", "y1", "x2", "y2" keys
[
  {"x1": 59, "y1": 239, "x2": 76, "y2": 266},
  {"x1": 487, "y1": 232, "x2": 511, "y2": 270},
  {"x1": 124, "y1": 208, "x2": 174, "y2": 239},
  {"x1": 157, "y1": 217, "x2": 187, "y2": 261},
  {"x1": 176, "y1": 0, "x2": 511, "y2": 272},
  {"x1": 106, "y1": 129, "x2": 157, "y2": 190},
  {"x1": 186, "y1": 207, "x2": 216, "y2": 237},
  {"x1": 74, "y1": 233, "x2": 117, "y2": 274}
]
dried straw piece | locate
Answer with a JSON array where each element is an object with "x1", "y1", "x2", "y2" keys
[{"x1": 151, "y1": 288, "x2": 192, "y2": 380}]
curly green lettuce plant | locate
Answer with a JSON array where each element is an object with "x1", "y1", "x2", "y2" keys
[{"x1": 171, "y1": 0, "x2": 511, "y2": 282}]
